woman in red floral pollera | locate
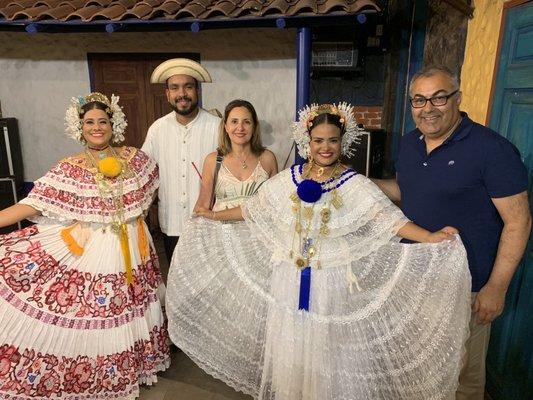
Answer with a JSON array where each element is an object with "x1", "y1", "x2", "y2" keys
[{"x1": 0, "y1": 92, "x2": 169, "y2": 399}]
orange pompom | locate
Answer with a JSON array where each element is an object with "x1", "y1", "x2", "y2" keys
[{"x1": 98, "y1": 157, "x2": 122, "y2": 178}]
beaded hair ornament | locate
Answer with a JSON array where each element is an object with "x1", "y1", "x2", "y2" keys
[
  {"x1": 292, "y1": 102, "x2": 364, "y2": 159},
  {"x1": 65, "y1": 92, "x2": 127, "y2": 144}
]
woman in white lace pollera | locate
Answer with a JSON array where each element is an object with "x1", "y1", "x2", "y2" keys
[
  {"x1": 166, "y1": 103, "x2": 471, "y2": 400},
  {"x1": 193, "y1": 99, "x2": 278, "y2": 217}
]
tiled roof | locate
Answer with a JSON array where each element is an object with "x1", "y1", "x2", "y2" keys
[{"x1": 0, "y1": 0, "x2": 380, "y2": 23}]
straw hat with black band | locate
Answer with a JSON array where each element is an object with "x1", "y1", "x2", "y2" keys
[{"x1": 150, "y1": 58, "x2": 212, "y2": 84}]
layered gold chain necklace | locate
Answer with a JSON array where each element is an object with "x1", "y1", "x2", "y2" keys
[
  {"x1": 289, "y1": 161, "x2": 343, "y2": 270},
  {"x1": 85, "y1": 147, "x2": 135, "y2": 285},
  {"x1": 289, "y1": 161, "x2": 346, "y2": 311}
]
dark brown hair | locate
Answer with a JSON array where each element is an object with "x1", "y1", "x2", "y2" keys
[
  {"x1": 79, "y1": 101, "x2": 112, "y2": 119},
  {"x1": 309, "y1": 112, "x2": 345, "y2": 136}
]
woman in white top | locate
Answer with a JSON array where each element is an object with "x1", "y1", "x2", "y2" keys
[{"x1": 194, "y1": 99, "x2": 278, "y2": 217}]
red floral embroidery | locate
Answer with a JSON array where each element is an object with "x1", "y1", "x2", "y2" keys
[
  {"x1": 0, "y1": 345, "x2": 21, "y2": 377},
  {"x1": 1, "y1": 231, "x2": 162, "y2": 320},
  {"x1": 0, "y1": 326, "x2": 169, "y2": 398},
  {"x1": 45, "y1": 270, "x2": 85, "y2": 313},
  {"x1": 22, "y1": 148, "x2": 158, "y2": 222},
  {"x1": 64, "y1": 360, "x2": 93, "y2": 393}
]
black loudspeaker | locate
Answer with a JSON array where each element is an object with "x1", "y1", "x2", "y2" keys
[
  {"x1": 0, "y1": 118, "x2": 24, "y2": 234},
  {"x1": 342, "y1": 129, "x2": 386, "y2": 178},
  {"x1": 0, "y1": 118, "x2": 23, "y2": 182},
  {"x1": 0, "y1": 179, "x2": 23, "y2": 234}
]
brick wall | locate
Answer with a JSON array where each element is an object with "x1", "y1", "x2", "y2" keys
[{"x1": 353, "y1": 105, "x2": 383, "y2": 130}]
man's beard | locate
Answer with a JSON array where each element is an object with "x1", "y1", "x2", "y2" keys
[{"x1": 170, "y1": 96, "x2": 198, "y2": 116}]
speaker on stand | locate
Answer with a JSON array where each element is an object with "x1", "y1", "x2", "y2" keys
[
  {"x1": 342, "y1": 128, "x2": 386, "y2": 178},
  {"x1": 0, "y1": 118, "x2": 24, "y2": 234}
]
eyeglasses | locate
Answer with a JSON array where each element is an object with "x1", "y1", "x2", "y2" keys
[{"x1": 410, "y1": 89, "x2": 459, "y2": 108}]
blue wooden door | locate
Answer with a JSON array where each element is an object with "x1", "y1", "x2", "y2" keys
[{"x1": 487, "y1": 2, "x2": 533, "y2": 399}]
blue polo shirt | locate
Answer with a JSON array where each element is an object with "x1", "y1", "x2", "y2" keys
[{"x1": 396, "y1": 113, "x2": 528, "y2": 291}]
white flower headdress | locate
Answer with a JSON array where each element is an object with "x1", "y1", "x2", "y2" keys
[
  {"x1": 292, "y1": 102, "x2": 365, "y2": 159},
  {"x1": 65, "y1": 92, "x2": 127, "y2": 144}
]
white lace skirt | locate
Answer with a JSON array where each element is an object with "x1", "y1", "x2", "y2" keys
[
  {"x1": 0, "y1": 220, "x2": 169, "y2": 399},
  {"x1": 166, "y1": 218, "x2": 471, "y2": 400}
]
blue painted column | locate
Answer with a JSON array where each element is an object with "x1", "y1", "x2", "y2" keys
[{"x1": 295, "y1": 27, "x2": 311, "y2": 164}]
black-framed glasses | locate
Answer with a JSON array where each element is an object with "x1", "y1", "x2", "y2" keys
[{"x1": 410, "y1": 89, "x2": 459, "y2": 108}]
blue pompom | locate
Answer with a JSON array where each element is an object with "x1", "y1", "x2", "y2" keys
[{"x1": 297, "y1": 179, "x2": 322, "y2": 203}]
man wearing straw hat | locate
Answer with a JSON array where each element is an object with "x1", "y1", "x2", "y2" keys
[{"x1": 142, "y1": 58, "x2": 220, "y2": 262}]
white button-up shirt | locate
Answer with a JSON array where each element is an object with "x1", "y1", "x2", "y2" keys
[{"x1": 142, "y1": 109, "x2": 220, "y2": 236}]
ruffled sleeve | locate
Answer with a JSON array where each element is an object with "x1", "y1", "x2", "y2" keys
[{"x1": 20, "y1": 147, "x2": 158, "y2": 224}]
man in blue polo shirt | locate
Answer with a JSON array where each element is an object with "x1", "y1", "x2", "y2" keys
[{"x1": 375, "y1": 66, "x2": 531, "y2": 400}]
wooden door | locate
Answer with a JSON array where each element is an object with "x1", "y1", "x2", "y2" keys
[
  {"x1": 486, "y1": 2, "x2": 533, "y2": 399},
  {"x1": 88, "y1": 53, "x2": 200, "y2": 148}
]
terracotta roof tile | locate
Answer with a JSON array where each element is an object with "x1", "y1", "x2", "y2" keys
[
  {"x1": 11, "y1": 3, "x2": 47, "y2": 19},
  {"x1": 229, "y1": 0, "x2": 261, "y2": 17},
  {"x1": 0, "y1": 0, "x2": 379, "y2": 24},
  {"x1": 119, "y1": 2, "x2": 153, "y2": 19},
  {"x1": 348, "y1": 0, "x2": 376, "y2": 12},
  {"x1": 147, "y1": 0, "x2": 182, "y2": 18},
  {"x1": 86, "y1": 0, "x2": 112, "y2": 6},
  {"x1": 8, "y1": 0, "x2": 37, "y2": 7},
  {"x1": 34, "y1": 0, "x2": 64, "y2": 7},
  {"x1": 37, "y1": 3, "x2": 75, "y2": 19},
  {"x1": 317, "y1": 0, "x2": 346, "y2": 13},
  {"x1": 192, "y1": 0, "x2": 213, "y2": 6},
  {"x1": 142, "y1": 0, "x2": 166, "y2": 6},
  {"x1": 91, "y1": 3, "x2": 126, "y2": 20},
  {"x1": 65, "y1": 4, "x2": 101, "y2": 20},
  {"x1": 261, "y1": 0, "x2": 290, "y2": 16},
  {"x1": 0, "y1": 3, "x2": 22, "y2": 19},
  {"x1": 203, "y1": 1, "x2": 237, "y2": 18},
  {"x1": 62, "y1": 0, "x2": 90, "y2": 9},
  {"x1": 116, "y1": 0, "x2": 137, "y2": 7},
  {"x1": 287, "y1": 0, "x2": 318, "y2": 16},
  {"x1": 175, "y1": 2, "x2": 206, "y2": 18}
]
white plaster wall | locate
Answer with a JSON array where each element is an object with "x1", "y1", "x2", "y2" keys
[{"x1": 0, "y1": 28, "x2": 296, "y2": 181}]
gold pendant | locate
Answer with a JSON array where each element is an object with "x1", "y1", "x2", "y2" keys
[
  {"x1": 320, "y1": 208, "x2": 331, "y2": 223},
  {"x1": 290, "y1": 192, "x2": 300, "y2": 203},
  {"x1": 295, "y1": 257, "x2": 306, "y2": 269},
  {"x1": 331, "y1": 189, "x2": 343, "y2": 209},
  {"x1": 316, "y1": 166, "x2": 325, "y2": 177},
  {"x1": 295, "y1": 222, "x2": 302, "y2": 233},
  {"x1": 242, "y1": 161, "x2": 247, "y2": 169},
  {"x1": 303, "y1": 206, "x2": 314, "y2": 220},
  {"x1": 320, "y1": 224, "x2": 330, "y2": 236},
  {"x1": 110, "y1": 222, "x2": 121, "y2": 234}
]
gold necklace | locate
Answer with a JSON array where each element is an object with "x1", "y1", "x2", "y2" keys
[
  {"x1": 289, "y1": 162, "x2": 343, "y2": 270},
  {"x1": 307, "y1": 160, "x2": 341, "y2": 181},
  {"x1": 85, "y1": 147, "x2": 134, "y2": 286},
  {"x1": 87, "y1": 144, "x2": 110, "y2": 160},
  {"x1": 233, "y1": 151, "x2": 249, "y2": 169}
]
